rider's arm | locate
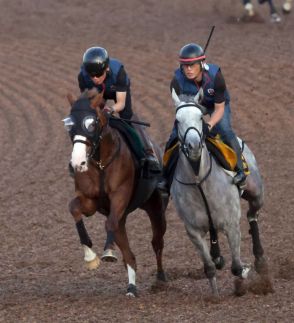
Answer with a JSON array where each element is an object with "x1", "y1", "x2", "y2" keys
[
  {"x1": 112, "y1": 91, "x2": 127, "y2": 113},
  {"x1": 111, "y1": 66, "x2": 128, "y2": 113},
  {"x1": 207, "y1": 70, "x2": 226, "y2": 129}
]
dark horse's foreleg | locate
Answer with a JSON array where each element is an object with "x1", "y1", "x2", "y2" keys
[
  {"x1": 101, "y1": 230, "x2": 118, "y2": 262},
  {"x1": 69, "y1": 197, "x2": 100, "y2": 269},
  {"x1": 143, "y1": 190, "x2": 167, "y2": 282}
]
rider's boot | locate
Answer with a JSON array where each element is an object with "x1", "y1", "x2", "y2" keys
[
  {"x1": 132, "y1": 115, "x2": 161, "y2": 173},
  {"x1": 144, "y1": 148, "x2": 161, "y2": 173},
  {"x1": 227, "y1": 136, "x2": 247, "y2": 189},
  {"x1": 157, "y1": 166, "x2": 169, "y2": 192}
]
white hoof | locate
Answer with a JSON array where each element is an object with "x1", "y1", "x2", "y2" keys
[{"x1": 85, "y1": 256, "x2": 100, "y2": 270}]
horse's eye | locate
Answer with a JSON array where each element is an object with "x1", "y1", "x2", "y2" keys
[
  {"x1": 62, "y1": 116, "x2": 75, "y2": 131},
  {"x1": 83, "y1": 116, "x2": 96, "y2": 132}
]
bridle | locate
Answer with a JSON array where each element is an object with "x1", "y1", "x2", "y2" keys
[
  {"x1": 72, "y1": 115, "x2": 121, "y2": 171},
  {"x1": 175, "y1": 103, "x2": 205, "y2": 162}
]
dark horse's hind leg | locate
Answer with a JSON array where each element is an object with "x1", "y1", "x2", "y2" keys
[{"x1": 142, "y1": 190, "x2": 167, "y2": 282}]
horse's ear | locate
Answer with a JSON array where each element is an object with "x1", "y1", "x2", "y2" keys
[
  {"x1": 67, "y1": 93, "x2": 76, "y2": 107},
  {"x1": 171, "y1": 88, "x2": 181, "y2": 107}
]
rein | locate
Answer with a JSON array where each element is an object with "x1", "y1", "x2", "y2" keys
[
  {"x1": 90, "y1": 120, "x2": 121, "y2": 171},
  {"x1": 175, "y1": 103, "x2": 220, "y2": 254},
  {"x1": 91, "y1": 136, "x2": 121, "y2": 170},
  {"x1": 176, "y1": 150, "x2": 219, "y2": 253}
]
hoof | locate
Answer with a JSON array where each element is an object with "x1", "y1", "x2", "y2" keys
[
  {"x1": 126, "y1": 284, "x2": 137, "y2": 297},
  {"x1": 85, "y1": 256, "x2": 100, "y2": 270},
  {"x1": 282, "y1": 3, "x2": 292, "y2": 13},
  {"x1": 101, "y1": 249, "x2": 118, "y2": 262},
  {"x1": 270, "y1": 13, "x2": 281, "y2": 23},
  {"x1": 157, "y1": 270, "x2": 168, "y2": 282},
  {"x1": 213, "y1": 256, "x2": 225, "y2": 270},
  {"x1": 234, "y1": 277, "x2": 247, "y2": 297},
  {"x1": 241, "y1": 264, "x2": 251, "y2": 279}
]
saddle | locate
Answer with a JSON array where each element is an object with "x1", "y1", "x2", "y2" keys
[
  {"x1": 163, "y1": 135, "x2": 250, "y2": 187},
  {"x1": 109, "y1": 117, "x2": 145, "y2": 162},
  {"x1": 108, "y1": 117, "x2": 160, "y2": 214}
]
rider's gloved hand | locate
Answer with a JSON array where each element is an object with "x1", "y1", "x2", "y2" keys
[
  {"x1": 203, "y1": 122, "x2": 212, "y2": 137},
  {"x1": 103, "y1": 105, "x2": 115, "y2": 115}
]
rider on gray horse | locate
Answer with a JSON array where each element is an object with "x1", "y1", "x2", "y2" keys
[{"x1": 159, "y1": 43, "x2": 247, "y2": 191}]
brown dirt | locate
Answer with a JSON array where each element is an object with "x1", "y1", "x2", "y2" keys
[{"x1": 1, "y1": 0, "x2": 294, "y2": 322}]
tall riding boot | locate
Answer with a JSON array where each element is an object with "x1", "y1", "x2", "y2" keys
[
  {"x1": 226, "y1": 136, "x2": 247, "y2": 188},
  {"x1": 157, "y1": 165, "x2": 169, "y2": 192},
  {"x1": 132, "y1": 115, "x2": 161, "y2": 173}
]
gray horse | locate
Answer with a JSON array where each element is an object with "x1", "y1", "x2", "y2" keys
[{"x1": 170, "y1": 89, "x2": 271, "y2": 296}]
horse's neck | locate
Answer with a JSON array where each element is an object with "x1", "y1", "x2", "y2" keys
[{"x1": 99, "y1": 127, "x2": 118, "y2": 158}]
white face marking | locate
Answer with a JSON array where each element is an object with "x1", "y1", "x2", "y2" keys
[
  {"x1": 127, "y1": 264, "x2": 136, "y2": 286},
  {"x1": 71, "y1": 135, "x2": 88, "y2": 172}
]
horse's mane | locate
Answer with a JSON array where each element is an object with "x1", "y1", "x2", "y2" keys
[{"x1": 78, "y1": 88, "x2": 105, "y2": 109}]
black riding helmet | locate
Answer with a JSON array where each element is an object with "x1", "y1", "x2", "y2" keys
[
  {"x1": 179, "y1": 43, "x2": 206, "y2": 65},
  {"x1": 83, "y1": 47, "x2": 109, "y2": 77}
]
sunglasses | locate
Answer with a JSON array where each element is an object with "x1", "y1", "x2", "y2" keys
[{"x1": 89, "y1": 72, "x2": 103, "y2": 78}]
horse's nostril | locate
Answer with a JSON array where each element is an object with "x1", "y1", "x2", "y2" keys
[
  {"x1": 188, "y1": 143, "x2": 193, "y2": 150},
  {"x1": 81, "y1": 161, "x2": 86, "y2": 166}
]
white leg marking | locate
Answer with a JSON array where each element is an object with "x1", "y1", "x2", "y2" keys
[
  {"x1": 83, "y1": 245, "x2": 97, "y2": 262},
  {"x1": 127, "y1": 264, "x2": 136, "y2": 286}
]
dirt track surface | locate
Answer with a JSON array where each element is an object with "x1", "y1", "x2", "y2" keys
[{"x1": 1, "y1": 0, "x2": 294, "y2": 322}]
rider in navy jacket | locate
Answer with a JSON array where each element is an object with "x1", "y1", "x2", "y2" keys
[
  {"x1": 78, "y1": 46, "x2": 160, "y2": 172},
  {"x1": 159, "y1": 43, "x2": 246, "y2": 190}
]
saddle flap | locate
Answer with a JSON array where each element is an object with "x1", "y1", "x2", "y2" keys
[
  {"x1": 109, "y1": 118, "x2": 145, "y2": 161},
  {"x1": 206, "y1": 136, "x2": 237, "y2": 170},
  {"x1": 206, "y1": 135, "x2": 250, "y2": 174}
]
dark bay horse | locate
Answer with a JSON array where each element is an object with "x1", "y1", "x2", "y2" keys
[{"x1": 63, "y1": 91, "x2": 167, "y2": 297}]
